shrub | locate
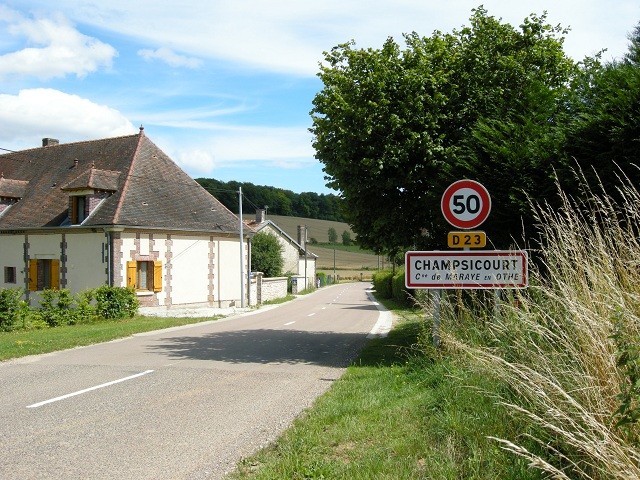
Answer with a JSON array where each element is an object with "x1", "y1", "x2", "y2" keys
[
  {"x1": 252, "y1": 232, "x2": 284, "y2": 277},
  {"x1": 38, "y1": 288, "x2": 76, "y2": 327},
  {"x1": 372, "y1": 270, "x2": 393, "y2": 299},
  {"x1": 94, "y1": 286, "x2": 139, "y2": 319},
  {"x1": 316, "y1": 272, "x2": 327, "y2": 287},
  {"x1": 0, "y1": 288, "x2": 29, "y2": 331},
  {"x1": 392, "y1": 269, "x2": 413, "y2": 306}
]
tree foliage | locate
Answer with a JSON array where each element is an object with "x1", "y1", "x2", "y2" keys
[
  {"x1": 311, "y1": 7, "x2": 578, "y2": 253},
  {"x1": 196, "y1": 178, "x2": 345, "y2": 222},
  {"x1": 251, "y1": 232, "x2": 284, "y2": 277},
  {"x1": 328, "y1": 227, "x2": 338, "y2": 243}
]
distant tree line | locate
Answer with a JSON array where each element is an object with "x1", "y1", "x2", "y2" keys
[{"x1": 196, "y1": 178, "x2": 346, "y2": 222}]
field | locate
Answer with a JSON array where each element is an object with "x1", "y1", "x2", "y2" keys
[{"x1": 244, "y1": 214, "x2": 385, "y2": 280}]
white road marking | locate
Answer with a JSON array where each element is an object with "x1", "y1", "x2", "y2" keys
[
  {"x1": 308, "y1": 313, "x2": 316, "y2": 317},
  {"x1": 27, "y1": 370, "x2": 154, "y2": 409},
  {"x1": 284, "y1": 321, "x2": 296, "y2": 326}
]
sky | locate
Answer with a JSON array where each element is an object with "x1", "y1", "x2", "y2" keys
[{"x1": 0, "y1": 1, "x2": 638, "y2": 195}]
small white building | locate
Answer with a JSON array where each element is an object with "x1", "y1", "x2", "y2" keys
[
  {"x1": 246, "y1": 209, "x2": 317, "y2": 292},
  {"x1": 0, "y1": 130, "x2": 251, "y2": 308}
]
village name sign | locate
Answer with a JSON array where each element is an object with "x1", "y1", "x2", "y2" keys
[{"x1": 405, "y1": 179, "x2": 528, "y2": 290}]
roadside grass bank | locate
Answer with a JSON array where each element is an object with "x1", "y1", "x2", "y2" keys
[
  {"x1": 230, "y1": 178, "x2": 640, "y2": 479},
  {"x1": 228, "y1": 298, "x2": 538, "y2": 480},
  {"x1": 0, "y1": 315, "x2": 221, "y2": 361}
]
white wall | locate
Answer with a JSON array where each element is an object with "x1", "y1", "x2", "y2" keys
[
  {"x1": 217, "y1": 238, "x2": 247, "y2": 306},
  {"x1": 0, "y1": 234, "x2": 25, "y2": 289},
  {"x1": 261, "y1": 224, "x2": 298, "y2": 274},
  {"x1": 65, "y1": 232, "x2": 107, "y2": 292},
  {"x1": 170, "y1": 236, "x2": 209, "y2": 305}
]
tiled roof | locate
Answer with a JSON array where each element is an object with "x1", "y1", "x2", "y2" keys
[
  {"x1": 61, "y1": 167, "x2": 121, "y2": 192},
  {"x1": 0, "y1": 131, "x2": 246, "y2": 233},
  {"x1": 0, "y1": 176, "x2": 28, "y2": 198}
]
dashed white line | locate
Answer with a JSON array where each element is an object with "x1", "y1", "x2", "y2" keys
[
  {"x1": 284, "y1": 321, "x2": 296, "y2": 326},
  {"x1": 27, "y1": 370, "x2": 154, "y2": 408}
]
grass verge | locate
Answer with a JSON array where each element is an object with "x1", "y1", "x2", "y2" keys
[
  {"x1": 0, "y1": 315, "x2": 220, "y2": 361},
  {"x1": 228, "y1": 298, "x2": 538, "y2": 480}
]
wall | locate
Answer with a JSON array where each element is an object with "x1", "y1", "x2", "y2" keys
[
  {"x1": 65, "y1": 232, "x2": 108, "y2": 293},
  {"x1": 261, "y1": 276, "x2": 288, "y2": 303},
  {"x1": 0, "y1": 234, "x2": 25, "y2": 290},
  {"x1": 261, "y1": 224, "x2": 298, "y2": 274},
  {"x1": 116, "y1": 231, "x2": 246, "y2": 308},
  {"x1": 297, "y1": 257, "x2": 317, "y2": 290}
]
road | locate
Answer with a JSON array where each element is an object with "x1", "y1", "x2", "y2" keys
[{"x1": 0, "y1": 282, "x2": 388, "y2": 479}]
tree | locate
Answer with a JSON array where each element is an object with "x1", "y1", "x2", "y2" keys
[
  {"x1": 342, "y1": 230, "x2": 352, "y2": 246},
  {"x1": 563, "y1": 21, "x2": 640, "y2": 201},
  {"x1": 311, "y1": 8, "x2": 577, "y2": 254},
  {"x1": 251, "y1": 232, "x2": 283, "y2": 277},
  {"x1": 328, "y1": 227, "x2": 338, "y2": 244}
]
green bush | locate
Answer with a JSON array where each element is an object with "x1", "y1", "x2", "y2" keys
[
  {"x1": 392, "y1": 269, "x2": 413, "y2": 306},
  {"x1": 316, "y1": 272, "x2": 327, "y2": 287},
  {"x1": 372, "y1": 270, "x2": 394, "y2": 299},
  {"x1": 0, "y1": 288, "x2": 29, "y2": 331},
  {"x1": 38, "y1": 289, "x2": 76, "y2": 327},
  {"x1": 94, "y1": 286, "x2": 139, "y2": 319}
]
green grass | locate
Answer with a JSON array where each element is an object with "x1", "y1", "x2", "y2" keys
[
  {"x1": 228, "y1": 298, "x2": 538, "y2": 480},
  {"x1": 0, "y1": 315, "x2": 220, "y2": 361},
  {"x1": 262, "y1": 294, "x2": 296, "y2": 305}
]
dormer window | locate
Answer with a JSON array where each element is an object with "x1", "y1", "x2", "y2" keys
[
  {"x1": 71, "y1": 195, "x2": 87, "y2": 224},
  {"x1": 61, "y1": 166, "x2": 121, "y2": 226}
]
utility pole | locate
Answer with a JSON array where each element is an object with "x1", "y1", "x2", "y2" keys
[{"x1": 239, "y1": 186, "x2": 245, "y2": 308}]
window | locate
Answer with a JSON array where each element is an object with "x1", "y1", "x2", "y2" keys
[
  {"x1": 71, "y1": 196, "x2": 87, "y2": 224},
  {"x1": 4, "y1": 266, "x2": 16, "y2": 284},
  {"x1": 28, "y1": 259, "x2": 59, "y2": 291},
  {"x1": 127, "y1": 260, "x2": 162, "y2": 292}
]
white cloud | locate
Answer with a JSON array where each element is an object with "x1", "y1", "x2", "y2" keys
[
  {"x1": 138, "y1": 47, "x2": 202, "y2": 69},
  {"x1": 0, "y1": 88, "x2": 136, "y2": 145},
  {"x1": 164, "y1": 125, "x2": 315, "y2": 176},
  {"x1": 10, "y1": 0, "x2": 640, "y2": 76},
  {"x1": 0, "y1": 6, "x2": 116, "y2": 79}
]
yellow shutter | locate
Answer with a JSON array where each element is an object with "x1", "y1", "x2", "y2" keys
[
  {"x1": 50, "y1": 260, "x2": 60, "y2": 290},
  {"x1": 71, "y1": 197, "x2": 78, "y2": 224},
  {"x1": 153, "y1": 261, "x2": 162, "y2": 292},
  {"x1": 28, "y1": 259, "x2": 37, "y2": 291},
  {"x1": 127, "y1": 261, "x2": 137, "y2": 289}
]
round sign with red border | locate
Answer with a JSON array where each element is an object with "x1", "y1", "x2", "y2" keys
[{"x1": 441, "y1": 180, "x2": 491, "y2": 229}]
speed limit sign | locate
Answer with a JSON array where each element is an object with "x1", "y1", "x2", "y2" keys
[{"x1": 441, "y1": 180, "x2": 491, "y2": 229}]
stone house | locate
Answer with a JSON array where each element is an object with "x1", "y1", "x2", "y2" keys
[
  {"x1": 0, "y1": 130, "x2": 252, "y2": 308},
  {"x1": 246, "y1": 209, "x2": 317, "y2": 292}
]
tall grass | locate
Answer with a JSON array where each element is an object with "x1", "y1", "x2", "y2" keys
[{"x1": 432, "y1": 175, "x2": 640, "y2": 479}]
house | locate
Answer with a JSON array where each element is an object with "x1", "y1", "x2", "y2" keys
[
  {"x1": 0, "y1": 129, "x2": 252, "y2": 308},
  {"x1": 246, "y1": 209, "x2": 317, "y2": 292}
]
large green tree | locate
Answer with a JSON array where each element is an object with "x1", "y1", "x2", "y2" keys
[
  {"x1": 563, "y1": 21, "x2": 640, "y2": 200},
  {"x1": 311, "y1": 8, "x2": 577, "y2": 253}
]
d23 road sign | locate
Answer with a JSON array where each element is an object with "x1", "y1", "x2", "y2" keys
[
  {"x1": 441, "y1": 180, "x2": 491, "y2": 229},
  {"x1": 447, "y1": 230, "x2": 486, "y2": 248},
  {"x1": 405, "y1": 250, "x2": 528, "y2": 289}
]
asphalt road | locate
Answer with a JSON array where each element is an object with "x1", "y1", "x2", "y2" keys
[{"x1": 0, "y1": 282, "x2": 388, "y2": 479}]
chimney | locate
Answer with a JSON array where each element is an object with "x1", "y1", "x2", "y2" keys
[
  {"x1": 256, "y1": 208, "x2": 266, "y2": 223},
  {"x1": 297, "y1": 225, "x2": 307, "y2": 249},
  {"x1": 42, "y1": 138, "x2": 59, "y2": 147}
]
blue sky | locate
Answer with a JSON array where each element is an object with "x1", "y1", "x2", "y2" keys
[{"x1": 1, "y1": 1, "x2": 638, "y2": 194}]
